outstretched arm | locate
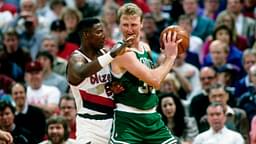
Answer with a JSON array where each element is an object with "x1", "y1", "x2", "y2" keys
[{"x1": 67, "y1": 36, "x2": 135, "y2": 85}]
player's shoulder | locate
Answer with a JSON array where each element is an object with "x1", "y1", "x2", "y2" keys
[{"x1": 140, "y1": 41, "x2": 151, "y2": 52}]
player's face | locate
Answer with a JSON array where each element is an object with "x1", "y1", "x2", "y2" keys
[
  {"x1": 119, "y1": 14, "x2": 142, "y2": 42},
  {"x1": 207, "y1": 106, "x2": 226, "y2": 132},
  {"x1": 161, "y1": 97, "x2": 176, "y2": 118},
  {"x1": 90, "y1": 23, "x2": 105, "y2": 50},
  {"x1": 48, "y1": 123, "x2": 65, "y2": 144}
]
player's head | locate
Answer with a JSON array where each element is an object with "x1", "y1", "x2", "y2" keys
[
  {"x1": 117, "y1": 3, "x2": 143, "y2": 41},
  {"x1": 76, "y1": 17, "x2": 105, "y2": 50}
]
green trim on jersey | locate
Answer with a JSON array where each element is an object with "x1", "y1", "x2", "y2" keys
[{"x1": 112, "y1": 48, "x2": 158, "y2": 110}]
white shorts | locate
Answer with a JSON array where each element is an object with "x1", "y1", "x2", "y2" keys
[{"x1": 76, "y1": 115, "x2": 113, "y2": 144}]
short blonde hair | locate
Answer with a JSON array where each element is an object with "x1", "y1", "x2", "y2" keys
[{"x1": 117, "y1": 3, "x2": 143, "y2": 23}]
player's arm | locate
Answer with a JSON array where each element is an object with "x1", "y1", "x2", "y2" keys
[
  {"x1": 67, "y1": 36, "x2": 135, "y2": 85},
  {"x1": 112, "y1": 32, "x2": 181, "y2": 89}
]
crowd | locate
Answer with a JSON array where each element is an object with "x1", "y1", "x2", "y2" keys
[{"x1": 0, "y1": 0, "x2": 256, "y2": 143}]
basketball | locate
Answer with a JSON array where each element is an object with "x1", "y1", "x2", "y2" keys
[{"x1": 160, "y1": 25, "x2": 189, "y2": 55}]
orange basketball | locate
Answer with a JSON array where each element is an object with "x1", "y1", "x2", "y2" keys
[{"x1": 160, "y1": 25, "x2": 190, "y2": 55}]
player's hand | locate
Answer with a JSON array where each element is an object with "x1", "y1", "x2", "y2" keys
[
  {"x1": 162, "y1": 32, "x2": 182, "y2": 59},
  {"x1": 0, "y1": 130, "x2": 13, "y2": 144},
  {"x1": 109, "y1": 35, "x2": 136, "y2": 57}
]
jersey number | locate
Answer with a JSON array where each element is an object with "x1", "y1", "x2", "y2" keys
[{"x1": 138, "y1": 83, "x2": 155, "y2": 94}]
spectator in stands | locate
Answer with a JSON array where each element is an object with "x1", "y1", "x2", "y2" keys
[
  {"x1": 201, "y1": 11, "x2": 248, "y2": 57},
  {"x1": 0, "y1": 100, "x2": 35, "y2": 144},
  {"x1": 0, "y1": 0, "x2": 17, "y2": 15},
  {"x1": 201, "y1": 0, "x2": 220, "y2": 20},
  {"x1": 74, "y1": 0, "x2": 101, "y2": 18},
  {"x1": 157, "y1": 93, "x2": 198, "y2": 144},
  {"x1": 50, "y1": 19, "x2": 78, "y2": 60},
  {"x1": 11, "y1": 82, "x2": 46, "y2": 143},
  {"x1": 190, "y1": 67, "x2": 218, "y2": 129},
  {"x1": 41, "y1": 34, "x2": 67, "y2": 76},
  {"x1": 36, "y1": 0, "x2": 56, "y2": 25},
  {"x1": 203, "y1": 24, "x2": 243, "y2": 74},
  {"x1": 101, "y1": 2, "x2": 121, "y2": 42},
  {"x1": 193, "y1": 102, "x2": 244, "y2": 144},
  {"x1": 234, "y1": 49, "x2": 256, "y2": 98},
  {"x1": 177, "y1": 14, "x2": 201, "y2": 68},
  {"x1": 226, "y1": 0, "x2": 256, "y2": 39},
  {"x1": 182, "y1": 0, "x2": 215, "y2": 40},
  {"x1": 60, "y1": 7, "x2": 82, "y2": 34},
  {"x1": 36, "y1": 51, "x2": 68, "y2": 94},
  {"x1": 58, "y1": 95, "x2": 76, "y2": 139},
  {"x1": 238, "y1": 64, "x2": 256, "y2": 122},
  {"x1": 24, "y1": 61, "x2": 61, "y2": 118},
  {"x1": 49, "y1": 0, "x2": 66, "y2": 20},
  {"x1": 147, "y1": 0, "x2": 170, "y2": 32},
  {"x1": 0, "y1": 27, "x2": 32, "y2": 82},
  {"x1": 39, "y1": 115, "x2": 75, "y2": 144},
  {"x1": 200, "y1": 83, "x2": 249, "y2": 143}
]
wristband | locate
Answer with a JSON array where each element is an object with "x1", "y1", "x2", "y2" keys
[{"x1": 98, "y1": 52, "x2": 114, "y2": 68}]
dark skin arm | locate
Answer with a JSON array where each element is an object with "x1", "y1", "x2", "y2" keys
[{"x1": 67, "y1": 35, "x2": 135, "y2": 86}]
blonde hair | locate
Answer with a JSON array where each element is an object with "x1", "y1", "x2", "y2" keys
[{"x1": 117, "y1": 3, "x2": 143, "y2": 23}]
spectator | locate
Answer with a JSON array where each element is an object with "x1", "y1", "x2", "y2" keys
[
  {"x1": 101, "y1": 2, "x2": 121, "y2": 42},
  {"x1": 159, "y1": 69, "x2": 192, "y2": 100},
  {"x1": 182, "y1": 0, "x2": 215, "y2": 40},
  {"x1": 177, "y1": 14, "x2": 201, "y2": 68},
  {"x1": 39, "y1": 115, "x2": 75, "y2": 144},
  {"x1": 200, "y1": 83, "x2": 249, "y2": 143},
  {"x1": 60, "y1": 7, "x2": 82, "y2": 34},
  {"x1": 36, "y1": 51, "x2": 68, "y2": 94},
  {"x1": 174, "y1": 53, "x2": 201, "y2": 103},
  {"x1": 190, "y1": 67, "x2": 217, "y2": 129},
  {"x1": 193, "y1": 102, "x2": 244, "y2": 144},
  {"x1": 50, "y1": 19, "x2": 78, "y2": 60},
  {"x1": 24, "y1": 61, "x2": 61, "y2": 118},
  {"x1": 235, "y1": 49, "x2": 256, "y2": 98},
  {"x1": 74, "y1": 0, "x2": 100, "y2": 18},
  {"x1": 147, "y1": 0, "x2": 170, "y2": 32},
  {"x1": 49, "y1": 0, "x2": 66, "y2": 20},
  {"x1": 0, "y1": 27, "x2": 32, "y2": 82},
  {"x1": 0, "y1": 100, "x2": 35, "y2": 144},
  {"x1": 41, "y1": 34, "x2": 67, "y2": 76},
  {"x1": 0, "y1": 0, "x2": 16, "y2": 15},
  {"x1": 58, "y1": 95, "x2": 76, "y2": 139},
  {"x1": 201, "y1": 0, "x2": 220, "y2": 20},
  {"x1": 203, "y1": 24, "x2": 244, "y2": 74},
  {"x1": 157, "y1": 93, "x2": 198, "y2": 144},
  {"x1": 238, "y1": 64, "x2": 256, "y2": 122},
  {"x1": 226, "y1": 0, "x2": 256, "y2": 39},
  {"x1": 11, "y1": 82, "x2": 46, "y2": 143}
]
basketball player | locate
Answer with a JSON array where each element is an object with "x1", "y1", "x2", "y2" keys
[
  {"x1": 110, "y1": 3, "x2": 181, "y2": 144},
  {"x1": 66, "y1": 18, "x2": 134, "y2": 144}
]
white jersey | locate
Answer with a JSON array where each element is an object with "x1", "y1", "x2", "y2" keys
[{"x1": 69, "y1": 50, "x2": 114, "y2": 144}]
